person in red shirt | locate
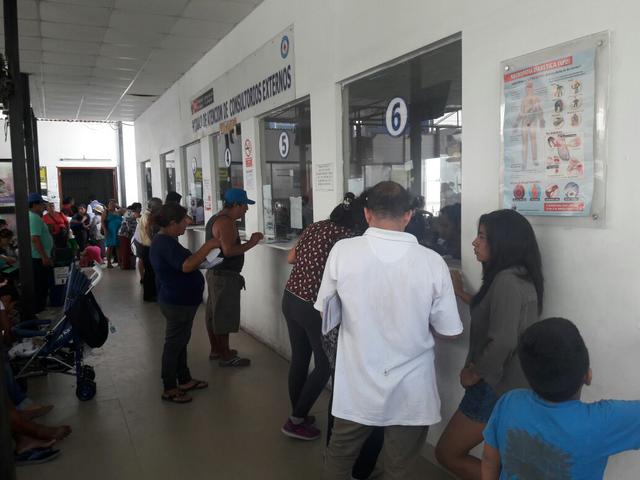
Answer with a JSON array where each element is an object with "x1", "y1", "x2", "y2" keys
[
  {"x1": 43, "y1": 202, "x2": 69, "y2": 248},
  {"x1": 60, "y1": 197, "x2": 75, "y2": 217}
]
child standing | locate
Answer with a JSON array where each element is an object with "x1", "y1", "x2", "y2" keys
[{"x1": 482, "y1": 318, "x2": 640, "y2": 479}]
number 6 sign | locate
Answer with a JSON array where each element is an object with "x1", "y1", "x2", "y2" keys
[{"x1": 385, "y1": 97, "x2": 408, "y2": 137}]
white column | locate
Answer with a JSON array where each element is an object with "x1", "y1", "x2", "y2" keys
[
  {"x1": 241, "y1": 118, "x2": 262, "y2": 235},
  {"x1": 200, "y1": 134, "x2": 216, "y2": 224},
  {"x1": 310, "y1": 84, "x2": 343, "y2": 222}
]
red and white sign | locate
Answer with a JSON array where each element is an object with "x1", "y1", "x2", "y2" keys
[{"x1": 504, "y1": 56, "x2": 573, "y2": 82}]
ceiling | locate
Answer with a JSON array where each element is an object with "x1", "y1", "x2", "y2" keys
[{"x1": 0, "y1": 0, "x2": 263, "y2": 122}]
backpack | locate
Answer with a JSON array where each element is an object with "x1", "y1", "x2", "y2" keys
[{"x1": 68, "y1": 292, "x2": 109, "y2": 348}]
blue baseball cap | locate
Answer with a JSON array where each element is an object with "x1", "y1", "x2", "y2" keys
[
  {"x1": 224, "y1": 188, "x2": 255, "y2": 205},
  {"x1": 27, "y1": 192, "x2": 48, "y2": 204}
]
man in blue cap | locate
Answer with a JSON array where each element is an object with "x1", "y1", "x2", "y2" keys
[
  {"x1": 204, "y1": 188, "x2": 263, "y2": 367},
  {"x1": 28, "y1": 193, "x2": 54, "y2": 313}
]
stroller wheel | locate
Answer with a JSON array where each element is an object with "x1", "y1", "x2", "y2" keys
[
  {"x1": 82, "y1": 365, "x2": 96, "y2": 381},
  {"x1": 76, "y1": 379, "x2": 97, "y2": 401}
]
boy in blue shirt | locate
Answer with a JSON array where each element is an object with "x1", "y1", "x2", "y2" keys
[{"x1": 482, "y1": 317, "x2": 640, "y2": 479}]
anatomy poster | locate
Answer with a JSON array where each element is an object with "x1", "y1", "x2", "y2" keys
[{"x1": 502, "y1": 48, "x2": 595, "y2": 216}]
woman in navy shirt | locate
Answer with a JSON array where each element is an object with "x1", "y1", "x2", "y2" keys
[{"x1": 150, "y1": 204, "x2": 220, "y2": 403}]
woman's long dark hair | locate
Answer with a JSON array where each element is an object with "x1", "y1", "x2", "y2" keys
[
  {"x1": 329, "y1": 192, "x2": 367, "y2": 234},
  {"x1": 154, "y1": 204, "x2": 187, "y2": 228},
  {"x1": 471, "y1": 209, "x2": 544, "y2": 313}
]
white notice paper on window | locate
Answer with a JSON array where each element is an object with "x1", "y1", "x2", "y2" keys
[
  {"x1": 263, "y1": 184, "x2": 275, "y2": 239},
  {"x1": 290, "y1": 196, "x2": 303, "y2": 229},
  {"x1": 315, "y1": 163, "x2": 334, "y2": 191}
]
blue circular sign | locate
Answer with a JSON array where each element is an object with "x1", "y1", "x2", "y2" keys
[
  {"x1": 224, "y1": 147, "x2": 232, "y2": 167},
  {"x1": 280, "y1": 35, "x2": 290, "y2": 59},
  {"x1": 385, "y1": 97, "x2": 408, "y2": 137},
  {"x1": 278, "y1": 132, "x2": 290, "y2": 158}
]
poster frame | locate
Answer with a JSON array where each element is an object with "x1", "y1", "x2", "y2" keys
[
  {"x1": 0, "y1": 159, "x2": 15, "y2": 213},
  {"x1": 499, "y1": 31, "x2": 610, "y2": 228}
]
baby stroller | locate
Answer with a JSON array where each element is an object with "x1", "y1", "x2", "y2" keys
[{"x1": 12, "y1": 264, "x2": 108, "y2": 401}]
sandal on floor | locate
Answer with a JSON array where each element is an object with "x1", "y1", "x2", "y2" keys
[
  {"x1": 209, "y1": 349, "x2": 237, "y2": 360},
  {"x1": 219, "y1": 356, "x2": 251, "y2": 368},
  {"x1": 161, "y1": 390, "x2": 192, "y2": 404},
  {"x1": 179, "y1": 379, "x2": 208, "y2": 392},
  {"x1": 15, "y1": 447, "x2": 61, "y2": 466}
]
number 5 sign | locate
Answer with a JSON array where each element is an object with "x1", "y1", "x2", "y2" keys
[
  {"x1": 385, "y1": 97, "x2": 408, "y2": 137},
  {"x1": 278, "y1": 131, "x2": 290, "y2": 158}
]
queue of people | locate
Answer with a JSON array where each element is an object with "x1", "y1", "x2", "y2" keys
[
  {"x1": 143, "y1": 189, "x2": 262, "y2": 404},
  {"x1": 25, "y1": 194, "x2": 143, "y2": 311},
  {"x1": 2, "y1": 192, "x2": 175, "y2": 466},
  {"x1": 143, "y1": 181, "x2": 640, "y2": 478},
  {"x1": 271, "y1": 181, "x2": 640, "y2": 479},
  {"x1": 6, "y1": 182, "x2": 640, "y2": 476}
]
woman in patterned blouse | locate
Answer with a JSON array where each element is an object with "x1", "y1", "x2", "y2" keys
[{"x1": 280, "y1": 193, "x2": 366, "y2": 441}]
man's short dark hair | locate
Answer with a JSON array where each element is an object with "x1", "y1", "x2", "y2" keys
[
  {"x1": 364, "y1": 181, "x2": 412, "y2": 219},
  {"x1": 165, "y1": 191, "x2": 182, "y2": 204},
  {"x1": 518, "y1": 317, "x2": 590, "y2": 402}
]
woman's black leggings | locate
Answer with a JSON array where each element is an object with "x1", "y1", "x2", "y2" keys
[
  {"x1": 282, "y1": 290, "x2": 331, "y2": 419},
  {"x1": 141, "y1": 246, "x2": 156, "y2": 302}
]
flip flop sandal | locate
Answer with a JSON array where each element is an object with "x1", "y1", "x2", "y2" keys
[
  {"x1": 15, "y1": 447, "x2": 61, "y2": 466},
  {"x1": 161, "y1": 390, "x2": 192, "y2": 404},
  {"x1": 219, "y1": 356, "x2": 251, "y2": 368},
  {"x1": 209, "y1": 349, "x2": 237, "y2": 360},
  {"x1": 179, "y1": 379, "x2": 208, "y2": 392}
]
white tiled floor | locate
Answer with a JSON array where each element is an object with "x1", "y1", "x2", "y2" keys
[{"x1": 16, "y1": 268, "x2": 452, "y2": 479}]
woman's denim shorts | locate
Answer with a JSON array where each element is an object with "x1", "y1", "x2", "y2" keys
[{"x1": 459, "y1": 381, "x2": 499, "y2": 424}]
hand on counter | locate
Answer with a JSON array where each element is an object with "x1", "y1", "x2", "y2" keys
[{"x1": 249, "y1": 232, "x2": 264, "y2": 245}]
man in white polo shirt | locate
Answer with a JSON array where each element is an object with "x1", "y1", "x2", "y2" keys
[{"x1": 315, "y1": 181, "x2": 463, "y2": 479}]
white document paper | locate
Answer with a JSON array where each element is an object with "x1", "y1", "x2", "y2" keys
[
  {"x1": 290, "y1": 196, "x2": 303, "y2": 229},
  {"x1": 199, "y1": 248, "x2": 223, "y2": 269},
  {"x1": 321, "y1": 292, "x2": 342, "y2": 335}
]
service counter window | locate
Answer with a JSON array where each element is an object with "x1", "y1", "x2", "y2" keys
[
  {"x1": 214, "y1": 125, "x2": 245, "y2": 230},
  {"x1": 344, "y1": 39, "x2": 462, "y2": 258},
  {"x1": 182, "y1": 140, "x2": 204, "y2": 225},
  {"x1": 161, "y1": 150, "x2": 178, "y2": 199},
  {"x1": 142, "y1": 160, "x2": 152, "y2": 203},
  {"x1": 260, "y1": 99, "x2": 312, "y2": 242}
]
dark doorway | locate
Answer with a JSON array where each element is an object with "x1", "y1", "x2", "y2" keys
[{"x1": 58, "y1": 168, "x2": 117, "y2": 205}]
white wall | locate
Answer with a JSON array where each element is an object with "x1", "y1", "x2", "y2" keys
[
  {"x1": 122, "y1": 123, "x2": 139, "y2": 206},
  {"x1": 135, "y1": 1, "x2": 640, "y2": 476},
  {"x1": 36, "y1": 120, "x2": 139, "y2": 206},
  {"x1": 37, "y1": 121, "x2": 117, "y2": 204},
  {"x1": 0, "y1": 118, "x2": 140, "y2": 225}
]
